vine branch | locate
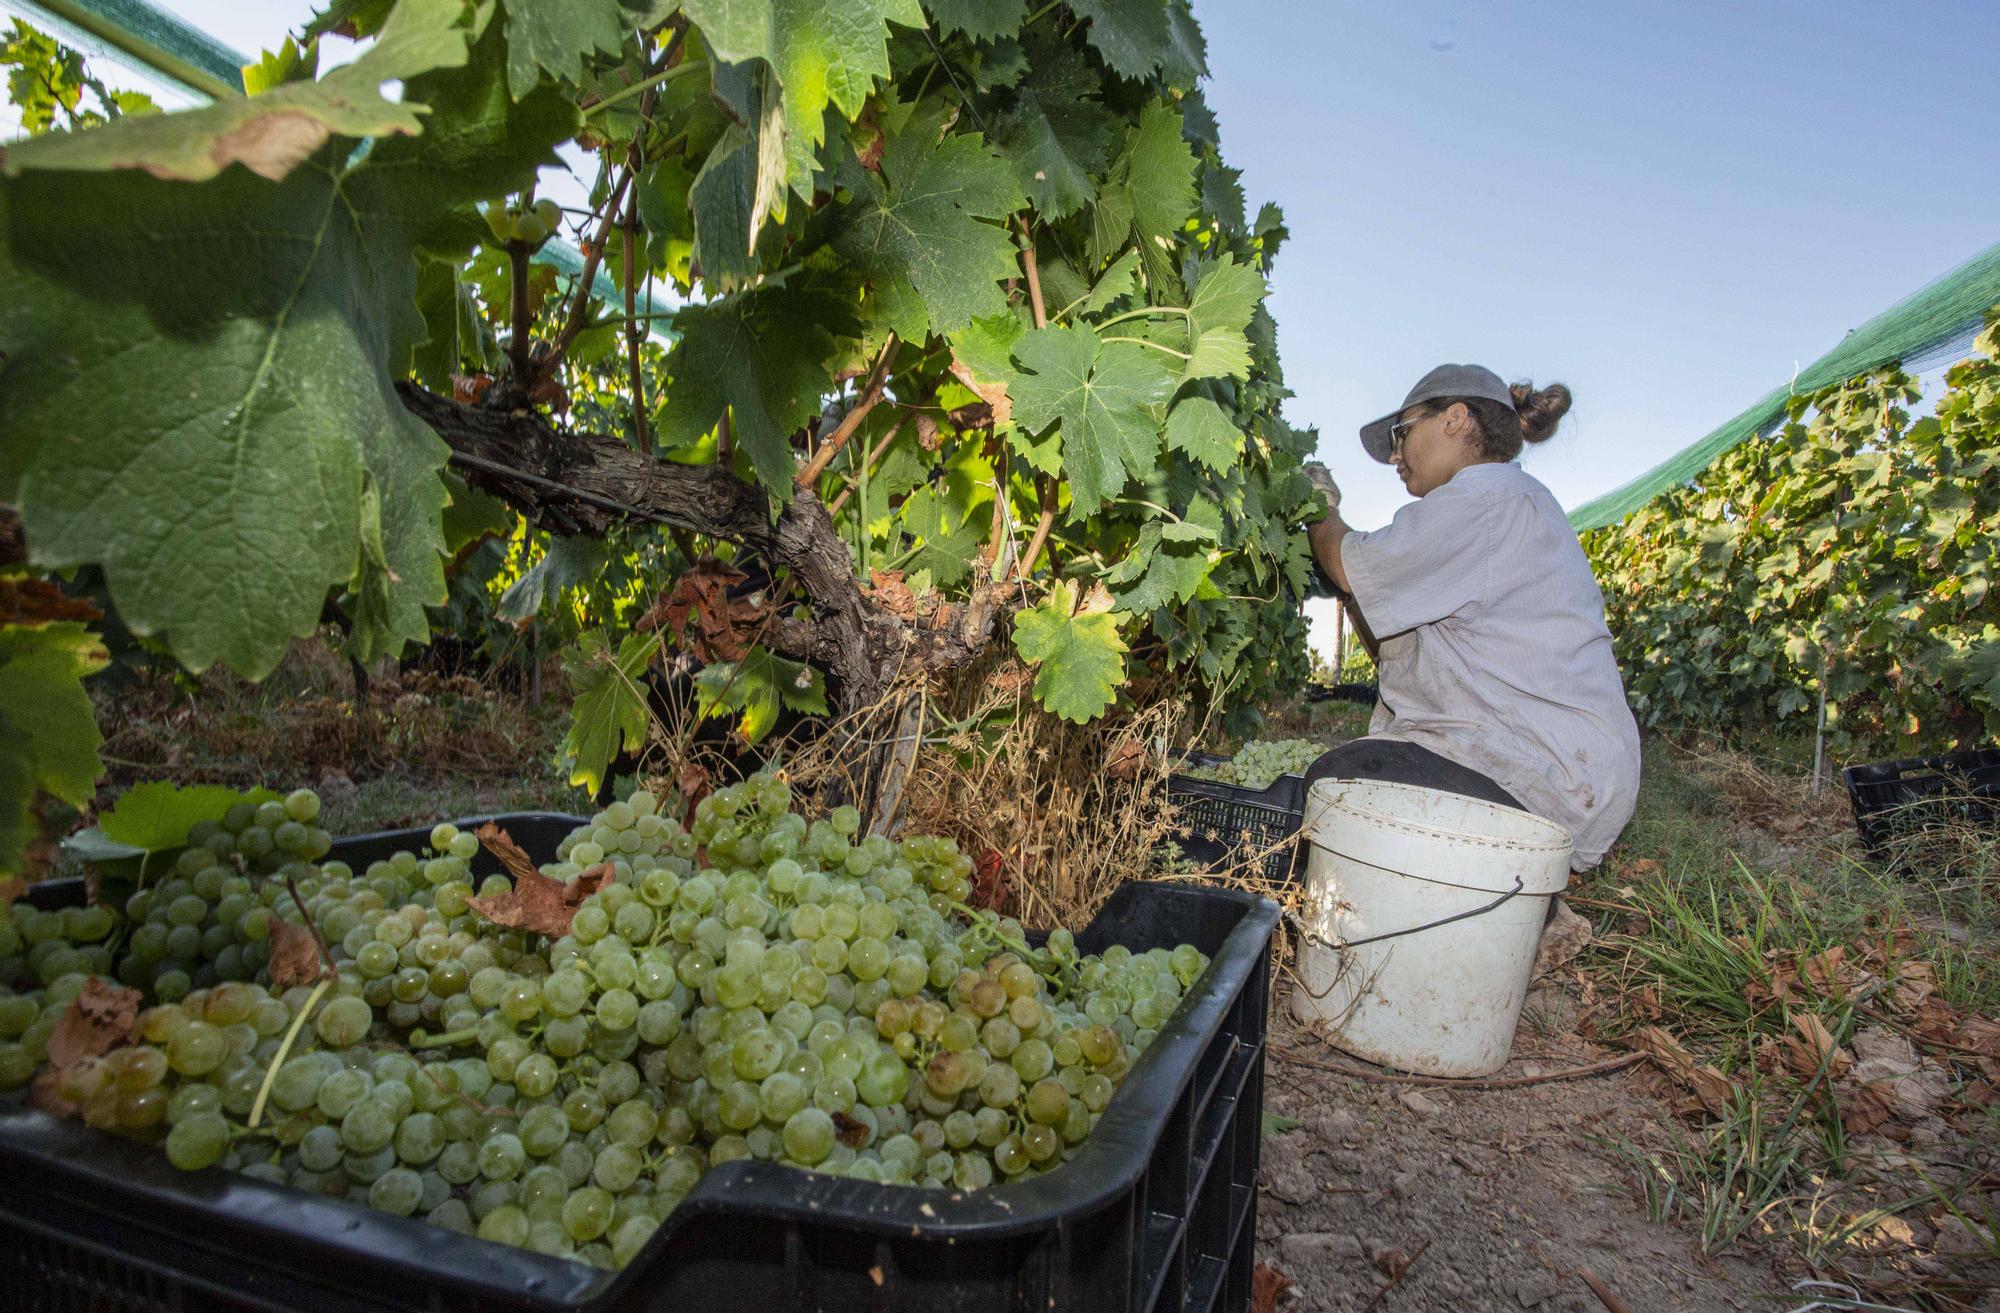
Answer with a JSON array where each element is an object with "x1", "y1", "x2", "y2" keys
[{"x1": 796, "y1": 333, "x2": 899, "y2": 490}]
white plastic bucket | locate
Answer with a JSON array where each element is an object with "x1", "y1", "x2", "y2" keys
[{"x1": 1289, "y1": 778, "x2": 1574, "y2": 1077}]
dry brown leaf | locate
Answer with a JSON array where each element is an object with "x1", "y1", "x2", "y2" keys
[
  {"x1": 865, "y1": 569, "x2": 918, "y2": 620},
  {"x1": 450, "y1": 373, "x2": 493, "y2": 405},
  {"x1": 30, "y1": 977, "x2": 142, "y2": 1117},
  {"x1": 0, "y1": 577, "x2": 102, "y2": 625},
  {"x1": 1078, "y1": 582, "x2": 1116, "y2": 616},
  {"x1": 970, "y1": 849, "x2": 1010, "y2": 913},
  {"x1": 1104, "y1": 739, "x2": 1146, "y2": 781},
  {"x1": 831, "y1": 1110, "x2": 870, "y2": 1148},
  {"x1": 268, "y1": 917, "x2": 333, "y2": 989},
  {"x1": 466, "y1": 863, "x2": 613, "y2": 939},
  {"x1": 1781, "y1": 1012, "x2": 1852, "y2": 1081},
  {"x1": 475, "y1": 822, "x2": 541, "y2": 885},
  {"x1": 674, "y1": 760, "x2": 712, "y2": 825},
  {"x1": 913, "y1": 412, "x2": 941, "y2": 451},
  {"x1": 1251, "y1": 1261, "x2": 1294, "y2": 1313},
  {"x1": 638, "y1": 560, "x2": 771, "y2": 662},
  {"x1": 1630, "y1": 1026, "x2": 1736, "y2": 1118},
  {"x1": 1842, "y1": 1080, "x2": 1899, "y2": 1135}
]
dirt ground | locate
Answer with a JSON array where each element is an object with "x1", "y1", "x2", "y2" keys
[{"x1": 1255, "y1": 988, "x2": 1782, "y2": 1313}]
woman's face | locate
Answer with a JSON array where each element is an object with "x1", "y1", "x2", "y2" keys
[{"x1": 1391, "y1": 402, "x2": 1478, "y2": 497}]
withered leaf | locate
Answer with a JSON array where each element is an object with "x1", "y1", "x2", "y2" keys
[
  {"x1": 31, "y1": 977, "x2": 142, "y2": 1117},
  {"x1": 0, "y1": 577, "x2": 101, "y2": 625},
  {"x1": 466, "y1": 863, "x2": 612, "y2": 939},
  {"x1": 865, "y1": 569, "x2": 917, "y2": 620},
  {"x1": 831, "y1": 1110, "x2": 870, "y2": 1148},
  {"x1": 268, "y1": 917, "x2": 333, "y2": 989},
  {"x1": 639, "y1": 559, "x2": 771, "y2": 662},
  {"x1": 1104, "y1": 739, "x2": 1146, "y2": 781},
  {"x1": 949, "y1": 356, "x2": 1011, "y2": 428},
  {"x1": 1630, "y1": 1026, "x2": 1736, "y2": 1118},
  {"x1": 1250, "y1": 1262, "x2": 1294, "y2": 1313},
  {"x1": 475, "y1": 822, "x2": 541, "y2": 885},
  {"x1": 1780, "y1": 1012, "x2": 1851, "y2": 1082}
]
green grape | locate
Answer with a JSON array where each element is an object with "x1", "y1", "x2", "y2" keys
[
  {"x1": 165, "y1": 1112, "x2": 231, "y2": 1170},
  {"x1": 563, "y1": 1185, "x2": 616, "y2": 1242},
  {"x1": 370, "y1": 1167, "x2": 425, "y2": 1216},
  {"x1": 782, "y1": 1108, "x2": 835, "y2": 1165}
]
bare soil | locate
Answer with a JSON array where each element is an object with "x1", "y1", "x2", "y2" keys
[{"x1": 1255, "y1": 991, "x2": 1780, "y2": 1312}]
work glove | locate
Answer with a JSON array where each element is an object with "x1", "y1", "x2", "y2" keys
[{"x1": 1303, "y1": 462, "x2": 1342, "y2": 519}]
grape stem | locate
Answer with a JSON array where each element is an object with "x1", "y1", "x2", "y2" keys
[
  {"x1": 247, "y1": 975, "x2": 332, "y2": 1130},
  {"x1": 408, "y1": 1026, "x2": 479, "y2": 1050}
]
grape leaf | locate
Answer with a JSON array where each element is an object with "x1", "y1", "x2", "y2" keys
[
  {"x1": 1161, "y1": 0, "x2": 1208, "y2": 87},
  {"x1": 561, "y1": 630, "x2": 662, "y2": 793},
  {"x1": 1076, "y1": 248, "x2": 1141, "y2": 318},
  {"x1": 0, "y1": 621, "x2": 106, "y2": 807},
  {"x1": 502, "y1": 0, "x2": 628, "y2": 97},
  {"x1": 0, "y1": 732, "x2": 35, "y2": 878},
  {"x1": 1164, "y1": 395, "x2": 1242, "y2": 470},
  {"x1": 926, "y1": 0, "x2": 1025, "y2": 40},
  {"x1": 656, "y1": 281, "x2": 852, "y2": 497},
  {"x1": 1011, "y1": 578, "x2": 1128, "y2": 723},
  {"x1": 500, "y1": 535, "x2": 618, "y2": 621},
  {"x1": 0, "y1": 27, "x2": 575, "y2": 677},
  {"x1": 1009, "y1": 323, "x2": 1175, "y2": 518},
  {"x1": 1105, "y1": 521, "x2": 1212, "y2": 614},
  {"x1": 1069, "y1": 0, "x2": 1172, "y2": 80},
  {"x1": 0, "y1": 0, "x2": 474, "y2": 182},
  {"x1": 688, "y1": 59, "x2": 787, "y2": 287},
  {"x1": 91, "y1": 781, "x2": 280, "y2": 854},
  {"x1": 1184, "y1": 254, "x2": 1265, "y2": 382},
  {"x1": 695, "y1": 644, "x2": 826, "y2": 742},
  {"x1": 682, "y1": 0, "x2": 925, "y2": 209},
  {"x1": 834, "y1": 113, "x2": 1026, "y2": 340},
  {"x1": 947, "y1": 311, "x2": 1026, "y2": 427},
  {"x1": 1126, "y1": 102, "x2": 1195, "y2": 249},
  {"x1": 991, "y1": 36, "x2": 1116, "y2": 220}
]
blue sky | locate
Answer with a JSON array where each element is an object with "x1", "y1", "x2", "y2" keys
[{"x1": 9, "y1": 0, "x2": 1997, "y2": 658}]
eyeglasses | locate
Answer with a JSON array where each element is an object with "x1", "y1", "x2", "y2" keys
[{"x1": 1388, "y1": 413, "x2": 1425, "y2": 455}]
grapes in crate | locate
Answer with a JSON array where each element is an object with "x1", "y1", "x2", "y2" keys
[
  {"x1": 0, "y1": 774, "x2": 1211, "y2": 1271},
  {"x1": 1184, "y1": 738, "x2": 1324, "y2": 791}
]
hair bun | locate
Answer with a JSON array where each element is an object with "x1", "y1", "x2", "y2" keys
[{"x1": 1509, "y1": 381, "x2": 1572, "y2": 444}]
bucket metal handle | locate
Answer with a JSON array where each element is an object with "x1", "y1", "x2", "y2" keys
[{"x1": 1285, "y1": 875, "x2": 1527, "y2": 951}]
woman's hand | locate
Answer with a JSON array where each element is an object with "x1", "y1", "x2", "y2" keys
[{"x1": 1304, "y1": 462, "x2": 1342, "y2": 520}]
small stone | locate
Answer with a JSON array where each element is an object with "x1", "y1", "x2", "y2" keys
[
  {"x1": 1935, "y1": 1214, "x2": 1996, "y2": 1256},
  {"x1": 1326, "y1": 1150, "x2": 1365, "y2": 1174},
  {"x1": 1279, "y1": 1231, "x2": 1366, "y2": 1266},
  {"x1": 1314, "y1": 1108, "x2": 1358, "y2": 1141},
  {"x1": 1262, "y1": 1158, "x2": 1319, "y2": 1205},
  {"x1": 1398, "y1": 1089, "x2": 1443, "y2": 1115},
  {"x1": 1389, "y1": 1171, "x2": 1417, "y2": 1198}
]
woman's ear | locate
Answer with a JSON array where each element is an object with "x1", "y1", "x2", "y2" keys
[{"x1": 1444, "y1": 401, "x2": 1474, "y2": 441}]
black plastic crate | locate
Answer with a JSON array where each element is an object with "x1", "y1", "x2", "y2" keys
[
  {"x1": 1843, "y1": 747, "x2": 2000, "y2": 859},
  {"x1": 2, "y1": 814, "x2": 1278, "y2": 1313},
  {"x1": 1304, "y1": 681, "x2": 1377, "y2": 706},
  {"x1": 1167, "y1": 754, "x2": 1307, "y2": 883}
]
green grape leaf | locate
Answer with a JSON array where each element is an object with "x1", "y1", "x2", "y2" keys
[
  {"x1": 84, "y1": 781, "x2": 282, "y2": 858},
  {"x1": 562, "y1": 630, "x2": 663, "y2": 793},
  {"x1": 656, "y1": 280, "x2": 852, "y2": 497},
  {"x1": 1009, "y1": 323, "x2": 1175, "y2": 518},
  {"x1": 1184, "y1": 254, "x2": 1265, "y2": 382},
  {"x1": 834, "y1": 114, "x2": 1026, "y2": 340},
  {"x1": 688, "y1": 60, "x2": 787, "y2": 287},
  {"x1": 440, "y1": 472, "x2": 514, "y2": 553},
  {"x1": 1069, "y1": 0, "x2": 1172, "y2": 80},
  {"x1": 1161, "y1": 0, "x2": 1208, "y2": 86},
  {"x1": 682, "y1": 0, "x2": 925, "y2": 209},
  {"x1": 0, "y1": 621, "x2": 107, "y2": 807},
  {"x1": 1126, "y1": 102, "x2": 1195, "y2": 250},
  {"x1": 926, "y1": 0, "x2": 1025, "y2": 40},
  {"x1": 1164, "y1": 396, "x2": 1243, "y2": 470},
  {"x1": 1105, "y1": 521, "x2": 1211, "y2": 613},
  {"x1": 899, "y1": 483, "x2": 986, "y2": 588},
  {"x1": 1011, "y1": 579, "x2": 1128, "y2": 723},
  {"x1": 991, "y1": 36, "x2": 1116, "y2": 220},
  {"x1": 1076, "y1": 248, "x2": 1141, "y2": 318},
  {"x1": 0, "y1": 25, "x2": 576, "y2": 677},
  {"x1": 503, "y1": 0, "x2": 628, "y2": 97},
  {"x1": 0, "y1": 717, "x2": 35, "y2": 877},
  {"x1": 1, "y1": 0, "x2": 474, "y2": 182},
  {"x1": 411, "y1": 254, "x2": 496, "y2": 387},
  {"x1": 696, "y1": 645, "x2": 826, "y2": 742},
  {"x1": 500, "y1": 535, "x2": 618, "y2": 621}
]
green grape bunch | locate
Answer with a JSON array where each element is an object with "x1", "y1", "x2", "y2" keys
[
  {"x1": 0, "y1": 774, "x2": 1214, "y2": 1272},
  {"x1": 1184, "y1": 738, "x2": 1325, "y2": 791}
]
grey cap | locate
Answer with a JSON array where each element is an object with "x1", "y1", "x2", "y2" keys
[{"x1": 1359, "y1": 363, "x2": 1515, "y2": 463}]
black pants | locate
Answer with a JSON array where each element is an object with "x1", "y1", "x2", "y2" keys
[{"x1": 1302, "y1": 738, "x2": 1523, "y2": 810}]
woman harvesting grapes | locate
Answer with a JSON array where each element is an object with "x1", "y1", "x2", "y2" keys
[{"x1": 1302, "y1": 365, "x2": 1640, "y2": 871}]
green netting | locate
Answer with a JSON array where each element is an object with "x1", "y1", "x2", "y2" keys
[
  {"x1": 1569, "y1": 238, "x2": 2000, "y2": 531},
  {"x1": 16, "y1": 0, "x2": 243, "y2": 98}
]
